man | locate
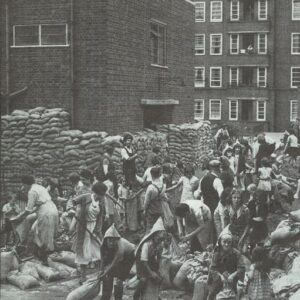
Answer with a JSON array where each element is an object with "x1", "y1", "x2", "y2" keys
[
  {"x1": 144, "y1": 145, "x2": 161, "y2": 169},
  {"x1": 100, "y1": 224, "x2": 135, "y2": 300},
  {"x1": 214, "y1": 124, "x2": 230, "y2": 151},
  {"x1": 292, "y1": 116, "x2": 300, "y2": 141},
  {"x1": 175, "y1": 200, "x2": 212, "y2": 253},
  {"x1": 255, "y1": 134, "x2": 275, "y2": 172},
  {"x1": 144, "y1": 166, "x2": 166, "y2": 231},
  {"x1": 199, "y1": 160, "x2": 224, "y2": 215}
]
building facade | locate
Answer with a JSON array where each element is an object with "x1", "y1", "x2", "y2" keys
[
  {"x1": 191, "y1": 0, "x2": 300, "y2": 133},
  {"x1": 0, "y1": 0, "x2": 195, "y2": 134}
]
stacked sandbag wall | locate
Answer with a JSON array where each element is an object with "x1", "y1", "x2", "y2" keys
[{"x1": 1, "y1": 108, "x2": 213, "y2": 194}]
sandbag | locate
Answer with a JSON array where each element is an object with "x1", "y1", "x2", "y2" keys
[
  {"x1": 126, "y1": 275, "x2": 139, "y2": 290},
  {"x1": 159, "y1": 256, "x2": 172, "y2": 288},
  {"x1": 7, "y1": 271, "x2": 40, "y2": 290},
  {"x1": 282, "y1": 251, "x2": 299, "y2": 273},
  {"x1": 290, "y1": 210, "x2": 300, "y2": 222},
  {"x1": 173, "y1": 260, "x2": 191, "y2": 290},
  {"x1": 19, "y1": 261, "x2": 40, "y2": 280},
  {"x1": 0, "y1": 249, "x2": 19, "y2": 281},
  {"x1": 49, "y1": 251, "x2": 76, "y2": 268},
  {"x1": 141, "y1": 278, "x2": 159, "y2": 300},
  {"x1": 192, "y1": 275, "x2": 208, "y2": 300},
  {"x1": 66, "y1": 279, "x2": 100, "y2": 300},
  {"x1": 162, "y1": 201, "x2": 174, "y2": 229},
  {"x1": 36, "y1": 264, "x2": 61, "y2": 281},
  {"x1": 290, "y1": 288, "x2": 300, "y2": 300},
  {"x1": 48, "y1": 260, "x2": 77, "y2": 279}
]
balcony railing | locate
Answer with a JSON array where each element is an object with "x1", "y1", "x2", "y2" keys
[
  {"x1": 227, "y1": 49, "x2": 269, "y2": 56},
  {"x1": 228, "y1": 83, "x2": 268, "y2": 88}
]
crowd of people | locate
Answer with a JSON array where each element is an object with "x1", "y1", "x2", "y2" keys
[{"x1": 1, "y1": 126, "x2": 300, "y2": 299}]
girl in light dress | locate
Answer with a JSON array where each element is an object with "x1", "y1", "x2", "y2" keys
[{"x1": 257, "y1": 157, "x2": 272, "y2": 210}]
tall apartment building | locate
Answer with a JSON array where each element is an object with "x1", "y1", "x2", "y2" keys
[
  {"x1": 192, "y1": 0, "x2": 300, "y2": 133},
  {"x1": 0, "y1": 0, "x2": 195, "y2": 134}
]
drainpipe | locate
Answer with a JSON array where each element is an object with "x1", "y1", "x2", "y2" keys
[
  {"x1": 5, "y1": 0, "x2": 10, "y2": 114},
  {"x1": 70, "y1": 0, "x2": 75, "y2": 128},
  {"x1": 271, "y1": 0, "x2": 277, "y2": 131}
]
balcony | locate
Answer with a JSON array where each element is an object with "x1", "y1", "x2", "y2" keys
[
  {"x1": 228, "y1": 83, "x2": 269, "y2": 89},
  {"x1": 227, "y1": 19, "x2": 271, "y2": 33},
  {"x1": 226, "y1": 50, "x2": 270, "y2": 66}
]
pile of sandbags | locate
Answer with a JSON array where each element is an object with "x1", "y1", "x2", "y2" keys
[
  {"x1": 270, "y1": 219, "x2": 300, "y2": 245},
  {"x1": 157, "y1": 122, "x2": 214, "y2": 166}
]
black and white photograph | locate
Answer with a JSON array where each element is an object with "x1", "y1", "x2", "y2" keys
[{"x1": 1, "y1": 0, "x2": 300, "y2": 299}]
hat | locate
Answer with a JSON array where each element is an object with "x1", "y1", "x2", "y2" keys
[
  {"x1": 209, "y1": 159, "x2": 221, "y2": 167},
  {"x1": 135, "y1": 217, "x2": 165, "y2": 255},
  {"x1": 247, "y1": 183, "x2": 257, "y2": 193},
  {"x1": 103, "y1": 224, "x2": 121, "y2": 240}
]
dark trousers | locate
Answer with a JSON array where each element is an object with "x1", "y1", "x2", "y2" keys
[{"x1": 101, "y1": 276, "x2": 123, "y2": 300}]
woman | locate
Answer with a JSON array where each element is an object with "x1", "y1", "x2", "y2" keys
[
  {"x1": 72, "y1": 181, "x2": 107, "y2": 284},
  {"x1": 207, "y1": 232, "x2": 245, "y2": 300},
  {"x1": 226, "y1": 188, "x2": 250, "y2": 254},
  {"x1": 121, "y1": 133, "x2": 138, "y2": 189},
  {"x1": 284, "y1": 129, "x2": 299, "y2": 163},
  {"x1": 134, "y1": 217, "x2": 166, "y2": 300},
  {"x1": 13, "y1": 175, "x2": 59, "y2": 264}
]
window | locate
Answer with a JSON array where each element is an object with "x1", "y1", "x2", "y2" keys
[
  {"x1": 258, "y1": 0, "x2": 268, "y2": 20},
  {"x1": 257, "y1": 67, "x2": 267, "y2": 87},
  {"x1": 291, "y1": 100, "x2": 299, "y2": 121},
  {"x1": 210, "y1": 67, "x2": 222, "y2": 87},
  {"x1": 258, "y1": 34, "x2": 267, "y2": 54},
  {"x1": 195, "y1": 2, "x2": 206, "y2": 22},
  {"x1": 210, "y1": 34, "x2": 222, "y2": 55},
  {"x1": 292, "y1": 33, "x2": 300, "y2": 54},
  {"x1": 230, "y1": 1, "x2": 240, "y2": 21},
  {"x1": 210, "y1": 1, "x2": 223, "y2": 22},
  {"x1": 209, "y1": 100, "x2": 221, "y2": 120},
  {"x1": 195, "y1": 34, "x2": 205, "y2": 55},
  {"x1": 257, "y1": 101, "x2": 266, "y2": 121},
  {"x1": 291, "y1": 67, "x2": 300, "y2": 88},
  {"x1": 230, "y1": 34, "x2": 239, "y2": 54},
  {"x1": 292, "y1": 0, "x2": 300, "y2": 20},
  {"x1": 13, "y1": 24, "x2": 68, "y2": 47},
  {"x1": 230, "y1": 67, "x2": 239, "y2": 86},
  {"x1": 229, "y1": 100, "x2": 238, "y2": 120},
  {"x1": 150, "y1": 21, "x2": 167, "y2": 66},
  {"x1": 195, "y1": 67, "x2": 205, "y2": 87},
  {"x1": 194, "y1": 99, "x2": 205, "y2": 120}
]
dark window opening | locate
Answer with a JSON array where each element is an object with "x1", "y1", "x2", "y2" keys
[
  {"x1": 243, "y1": 0, "x2": 255, "y2": 20},
  {"x1": 241, "y1": 67, "x2": 254, "y2": 86},
  {"x1": 241, "y1": 100, "x2": 255, "y2": 121}
]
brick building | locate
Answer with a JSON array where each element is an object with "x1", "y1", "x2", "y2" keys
[
  {"x1": 191, "y1": 0, "x2": 300, "y2": 133},
  {"x1": 0, "y1": 0, "x2": 195, "y2": 134}
]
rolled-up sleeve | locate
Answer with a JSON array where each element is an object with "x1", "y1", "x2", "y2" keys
[{"x1": 26, "y1": 190, "x2": 38, "y2": 212}]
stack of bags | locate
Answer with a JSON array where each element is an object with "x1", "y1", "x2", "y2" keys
[{"x1": 157, "y1": 121, "x2": 214, "y2": 166}]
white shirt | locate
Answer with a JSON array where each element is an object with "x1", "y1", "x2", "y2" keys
[
  {"x1": 287, "y1": 135, "x2": 298, "y2": 148},
  {"x1": 196, "y1": 172, "x2": 224, "y2": 198}
]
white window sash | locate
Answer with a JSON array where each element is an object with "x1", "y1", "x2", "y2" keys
[
  {"x1": 194, "y1": 99, "x2": 205, "y2": 120},
  {"x1": 195, "y1": 67, "x2": 205, "y2": 87},
  {"x1": 230, "y1": 1, "x2": 240, "y2": 21},
  {"x1": 210, "y1": 1, "x2": 223, "y2": 22},
  {"x1": 291, "y1": 67, "x2": 300, "y2": 88},
  {"x1": 229, "y1": 100, "x2": 239, "y2": 120},
  {"x1": 210, "y1": 67, "x2": 222, "y2": 87},
  {"x1": 290, "y1": 100, "x2": 299, "y2": 121},
  {"x1": 256, "y1": 101, "x2": 266, "y2": 121},
  {"x1": 292, "y1": 0, "x2": 300, "y2": 20},
  {"x1": 210, "y1": 34, "x2": 222, "y2": 55},
  {"x1": 292, "y1": 33, "x2": 300, "y2": 55},
  {"x1": 230, "y1": 34, "x2": 239, "y2": 54},
  {"x1": 257, "y1": 34, "x2": 267, "y2": 54},
  {"x1": 209, "y1": 100, "x2": 222, "y2": 120},
  {"x1": 195, "y1": 2, "x2": 206, "y2": 22},
  {"x1": 258, "y1": 0, "x2": 268, "y2": 20},
  {"x1": 257, "y1": 68, "x2": 267, "y2": 87},
  {"x1": 230, "y1": 68, "x2": 239, "y2": 86},
  {"x1": 195, "y1": 34, "x2": 205, "y2": 55}
]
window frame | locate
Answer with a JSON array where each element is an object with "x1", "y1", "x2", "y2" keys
[
  {"x1": 210, "y1": 1, "x2": 223, "y2": 22},
  {"x1": 210, "y1": 33, "x2": 223, "y2": 55},
  {"x1": 229, "y1": 100, "x2": 239, "y2": 121},
  {"x1": 195, "y1": 67, "x2": 206, "y2": 88},
  {"x1": 290, "y1": 100, "x2": 299, "y2": 122},
  {"x1": 258, "y1": 0, "x2": 268, "y2": 20},
  {"x1": 230, "y1": 34, "x2": 239, "y2": 54},
  {"x1": 209, "y1": 99, "x2": 222, "y2": 120},
  {"x1": 210, "y1": 67, "x2": 222, "y2": 88},
  {"x1": 292, "y1": 0, "x2": 300, "y2": 20},
  {"x1": 257, "y1": 33, "x2": 267, "y2": 54},
  {"x1": 194, "y1": 99, "x2": 205, "y2": 120},
  {"x1": 195, "y1": 34, "x2": 205, "y2": 55},
  {"x1": 195, "y1": 2, "x2": 206, "y2": 22},
  {"x1": 150, "y1": 20, "x2": 167, "y2": 68},
  {"x1": 292, "y1": 33, "x2": 300, "y2": 55},
  {"x1": 12, "y1": 24, "x2": 69, "y2": 48},
  {"x1": 291, "y1": 67, "x2": 300, "y2": 88},
  {"x1": 230, "y1": 67, "x2": 239, "y2": 87},
  {"x1": 230, "y1": 0, "x2": 240, "y2": 21},
  {"x1": 257, "y1": 67, "x2": 267, "y2": 88},
  {"x1": 256, "y1": 101, "x2": 266, "y2": 121}
]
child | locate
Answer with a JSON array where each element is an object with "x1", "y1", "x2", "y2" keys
[
  {"x1": 243, "y1": 246, "x2": 272, "y2": 300},
  {"x1": 103, "y1": 172, "x2": 117, "y2": 228},
  {"x1": 117, "y1": 177, "x2": 128, "y2": 225},
  {"x1": 257, "y1": 157, "x2": 272, "y2": 210},
  {"x1": 223, "y1": 147, "x2": 235, "y2": 173},
  {"x1": 2, "y1": 192, "x2": 21, "y2": 245}
]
